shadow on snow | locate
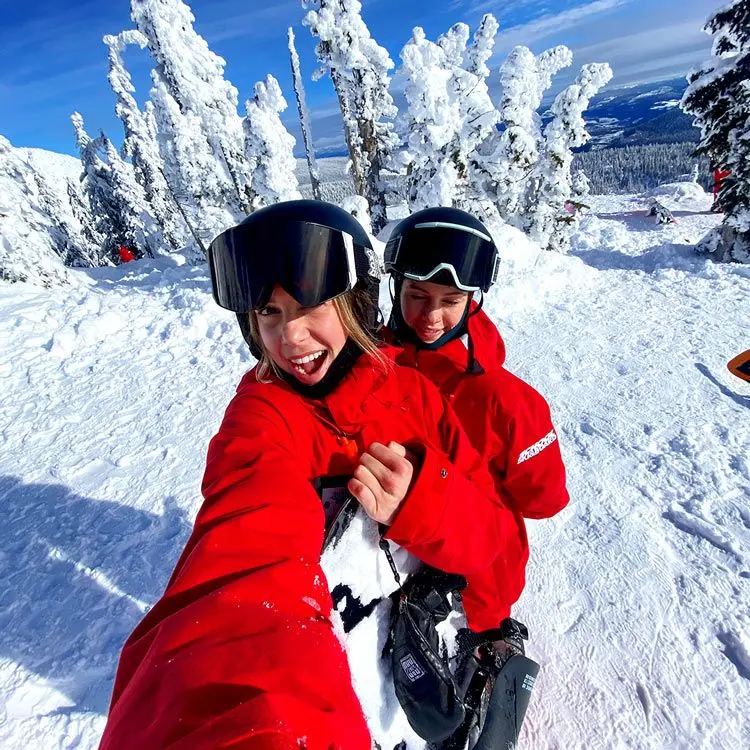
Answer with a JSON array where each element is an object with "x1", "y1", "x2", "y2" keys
[{"x1": 0, "y1": 475, "x2": 191, "y2": 715}]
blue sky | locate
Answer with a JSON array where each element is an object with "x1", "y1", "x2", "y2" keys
[{"x1": 0, "y1": 0, "x2": 719, "y2": 157}]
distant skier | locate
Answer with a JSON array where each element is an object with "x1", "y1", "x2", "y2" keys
[
  {"x1": 117, "y1": 245, "x2": 136, "y2": 264},
  {"x1": 384, "y1": 207, "x2": 570, "y2": 746},
  {"x1": 711, "y1": 164, "x2": 731, "y2": 212},
  {"x1": 98, "y1": 200, "x2": 519, "y2": 750},
  {"x1": 647, "y1": 198, "x2": 677, "y2": 224}
]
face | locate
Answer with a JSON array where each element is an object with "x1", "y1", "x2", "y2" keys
[
  {"x1": 399, "y1": 279, "x2": 471, "y2": 344},
  {"x1": 256, "y1": 286, "x2": 348, "y2": 385}
]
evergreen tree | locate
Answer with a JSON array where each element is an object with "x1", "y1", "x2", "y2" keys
[
  {"x1": 67, "y1": 179, "x2": 104, "y2": 261},
  {"x1": 304, "y1": 0, "x2": 399, "y2": 232},
  {"x1": 130, "y1": 0, "x2": 251, "y2": 213},
  {"x1": 244, "y1": 75, "x2": 302, "y2": 208},
  {"x1": 682, "y1": 0, "x2": 750, "y2": 263},
  {"x1": 437, "y1": 20, "x2": 498, "y2": 214},
  {"x1": 530, "y1": 62, "x2": 613, "y2": 252},
  {"x1": 32, "y1": 170, "x2": 100, "y2": 267},
  {"x1": 476, "y1": 45, "x2": 573, "y2": 222},
  {"x1": 288, "y1": 26, "x2": 321, "y2": 200},
  {"x1": 103, "y1": 29, "x2": 185, "y2": 251},
  {"x1": 399, "y1": 26, "x2": 462, "y2": 211},
  {"x1": 149, "y1": 74, "x2": 235, "y2": 245},
  {"x1": 71, "y1": 112, "x2": 152, "y2": 262}
]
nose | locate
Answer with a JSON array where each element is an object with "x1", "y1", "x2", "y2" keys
[
  {"x1": 281, "y1": 316, "x2": 308, "y2": 346},
  {"x1": 422, "y1": 305, "x2": 441, "y2": 324}
]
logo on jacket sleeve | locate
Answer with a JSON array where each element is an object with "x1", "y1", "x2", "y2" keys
[{"x1": 517, "y1": 430, "x2": 557, "y2": 464}]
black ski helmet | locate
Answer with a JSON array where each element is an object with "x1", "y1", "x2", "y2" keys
[
  {"x1": 207, "y1": 199, "x2": 381, "y2": 356},
  {"x1": 384, "y1": 206, "x2": 499, "y2": 293},
  {"x1": 384, "y1": 207, "x2": 499, "y2": 353}
]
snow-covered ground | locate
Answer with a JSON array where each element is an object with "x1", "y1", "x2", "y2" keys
[{"x1": 0, "y1": 182, "x2": 748, "y2": 748}]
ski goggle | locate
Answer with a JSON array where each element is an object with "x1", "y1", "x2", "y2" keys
[
  {"x1": 384, "y1": 221, "x2": 499, "y2": 292},
  {"x1": 208, "y1": 220, "x2": 358, "y2": 312}
]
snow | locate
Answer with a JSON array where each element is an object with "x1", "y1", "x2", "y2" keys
[{"x1": 1, "y1": 180, "x2": 749, "y2": 748}]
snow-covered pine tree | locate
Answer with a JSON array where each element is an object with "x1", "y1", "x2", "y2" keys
[
  {"x1": 31, "y1": 170, "x2": 100, "y2": 267},
  {"x1": 530, "y1": 62, "x2": 613, "y2": 253},
  {"x1": 474, "y1": 45, "x2": 573, "y2": 224},
  {"x1": 130, "y1": 0, "x2": 251, "y2": 214},
  {"x1": 0, "y1": 136, "x2": 72, "y2": 285},
  {"x1": 244, "y1": 75, "x2": 302, "y2": 209},
  {"x1": 681, "y1": 0, "x2": 750, "y2": 263},
  {"x1": 149, "y1": 74, "x2": 235, "y2": 245},
  {"x1": 399, "y1": 27, "x2": 462, "y2": 211},
  {"x1": 438, "y1": 16, "x2": 499, "y2": 215},
  {"x1": 67, "y1": 179, "x2": 105, "y2": 261},
  {"x1": 465, "y1": 12, "x2": 499, "y2": 79},
  {"x1": 288, "y1": 27, "x2": 321, "y2": 200},
  {"x1": 104, "y1": 30, "x2": 185, "y2": 252},
  {"x1": 71, "y1": 112, "x2": 152, "y2": 262},
  {"x1": 304, "y1": 0, "x2": 399, "y2": 232}
]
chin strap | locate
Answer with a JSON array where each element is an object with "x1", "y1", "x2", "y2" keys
[{"x1": 389, "y1": 277, "x2": 485, "y2": 377}]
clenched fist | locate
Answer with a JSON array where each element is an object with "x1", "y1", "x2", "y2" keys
[{"x1": 347, "y1": 441, "x2": 418, "y2": 525}]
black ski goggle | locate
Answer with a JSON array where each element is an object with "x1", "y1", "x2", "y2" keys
[
  {"x1": 384, "y1": 221, "x2": 499, "y2": 292},
  {"x1": 208, "y1": 220, "x2": 358, "y2": 312}
]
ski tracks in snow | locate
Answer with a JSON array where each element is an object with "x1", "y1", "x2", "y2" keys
[{"x1": 497, "y1": 200, "x2": 749, "y2": 749}]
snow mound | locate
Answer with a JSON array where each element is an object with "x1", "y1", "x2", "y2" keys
[{"x1": 644, "y1": 181, "x2": 713, "y2": 212}]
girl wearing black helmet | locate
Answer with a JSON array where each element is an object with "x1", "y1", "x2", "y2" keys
[
  {"x1": 384, "y1": 206, "x2": 570, "y2": 639},
  {"x1": 99, "y1": 200, "x2": 518, "y2": 750}
]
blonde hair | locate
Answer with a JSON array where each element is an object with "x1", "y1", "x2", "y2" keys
[{"x1": 247, "y1": 288, "x2": 388, "y2": 383}]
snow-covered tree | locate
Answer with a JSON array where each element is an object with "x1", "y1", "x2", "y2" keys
[
  {"x1": 304, "y1": 0, "x2": 399, "y2": 232},
  {"x1": 437, "y1": 17, "x2": 499, "y2": 213},
  {"x1": 288, "y1": 26, "x2": 321, "y2": 200},
  {"x1": 465, "y1": 12, "x2": 499, "y2": 78},
  {"x1": 399, "y1": 26, "x2": 462, "y2": 211},
  {"x1": 474, "y1": 45, "x2": 573, "y2": 222},
  {"x1": 0, "y1": 136, "x2": 73, "y2": 285},
  {"x1": 149, "y1": 75, "x2": 235, "y2": 245},
  {"x1": 130, "y1": 0, "x2": 251, "y2": 214},
  {"x1": 244, "y1": 75, "x2": 301, "y2": 208},
  {"x1": 340, "y1": 194, "x2": 372, "y2": 235},
  {"x1": 32, "y1": 170, "x2": 100, "y2": 267},
  {"x1": 67, "y1": 179, "x2": 104, "y2": 260},
  {"x1": 682, "y1": 0, "x2": 750, "y2": 263},
  {"x1": 104, "y1": 30, "x2": 185, "y2": 251},
  {"x1": 71, "y1": 113, "x2": 153, "y2": 262},
  {"x1": 529, "y1": 62, "x2": 613, "y2": 252}
]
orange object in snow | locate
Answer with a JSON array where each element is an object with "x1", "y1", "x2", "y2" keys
[
  {"x1": 118, "y1": 245, "x2": 136, "y2": 263},
  {"x1": 728, "y1": 350, "x2": 750, "y2": 383}
]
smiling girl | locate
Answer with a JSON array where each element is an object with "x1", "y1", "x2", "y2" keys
[
  {"x1": 384, "y1": 207, "x2": 570, "y2": 636},
  {"x1": 98, "y1": 200, "x2": 517, "y2": 750}
]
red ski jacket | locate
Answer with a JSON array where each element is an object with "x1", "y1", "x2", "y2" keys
[
  {"x1": 99, "y1": 347, "x2": 517, "y2": 750},
  {"x1": 387, "y1": 307, "x2": 569, "y2": 630}
]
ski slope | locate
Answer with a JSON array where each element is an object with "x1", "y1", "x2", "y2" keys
[{"x1": 0, "y1": 183, "x2": 748, "y2": 749}]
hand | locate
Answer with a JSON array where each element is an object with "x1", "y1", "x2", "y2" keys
[{"x1": 347, "y1": 441, "x2": 418, "y2": 525}]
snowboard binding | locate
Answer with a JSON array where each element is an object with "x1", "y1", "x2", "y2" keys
[{"x1": 438, "y1": 618, "x2": 540, "y2": 750}]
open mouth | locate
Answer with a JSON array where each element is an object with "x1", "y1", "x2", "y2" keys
[
  {"x1": 288, "y1": 350, "x2": 328, "y2": 379},
  {"x1": 417, "y1": 327, "x2": 442, "y2": 340}
]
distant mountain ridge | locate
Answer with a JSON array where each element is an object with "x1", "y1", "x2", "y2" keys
[{"x1": 569, "y1": 78, "x2": 698, "y2": 150}]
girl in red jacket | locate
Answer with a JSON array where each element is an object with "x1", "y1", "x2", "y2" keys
[
  {"x1": 384, "y1": 206, "x2": 570, "y2": 635},
  {"x1": 99, "y1": 201, "x2": 517, "y2": 750}
]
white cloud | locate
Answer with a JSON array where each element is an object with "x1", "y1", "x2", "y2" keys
[
  {"x1": 573, "y1": 18, "x2": 713, "y2": 86},
  {"x1": 493, "y1": 0, "x2": 632, "y2": 52}
]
